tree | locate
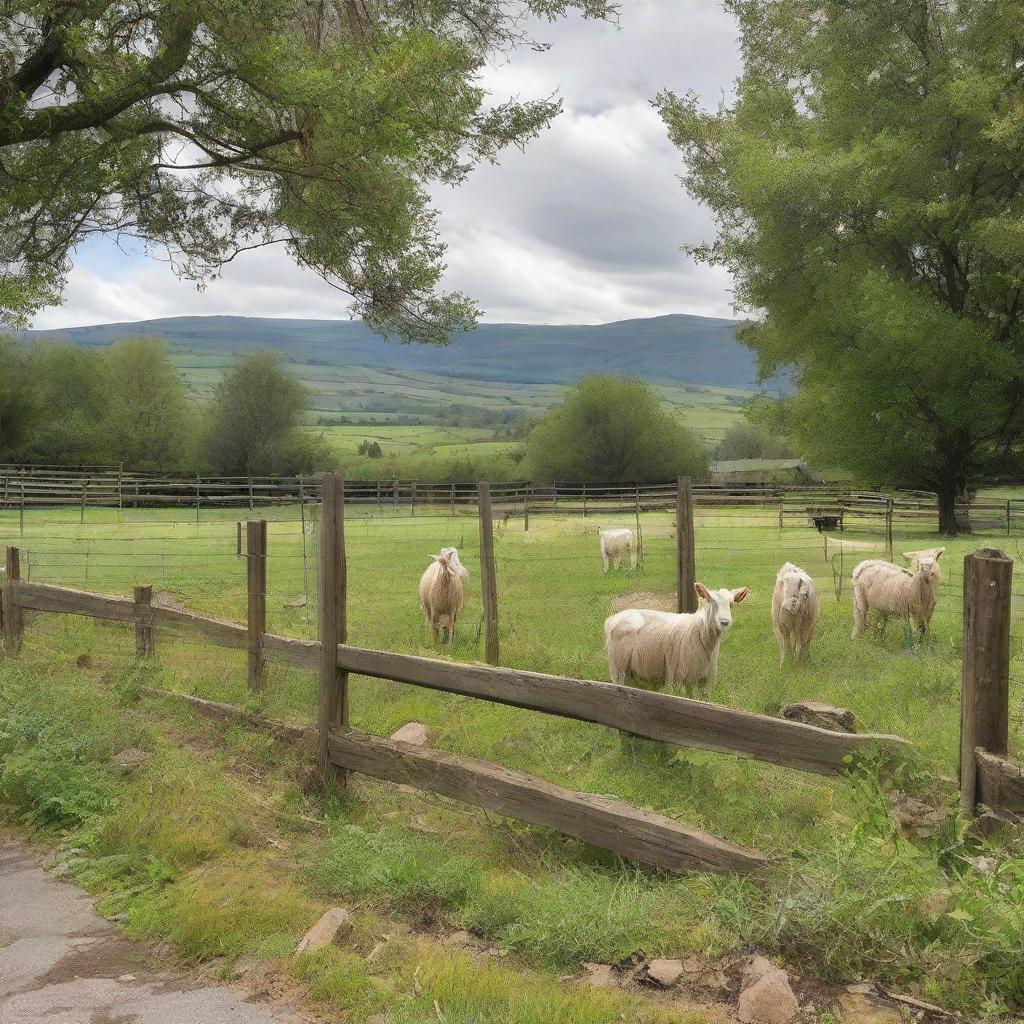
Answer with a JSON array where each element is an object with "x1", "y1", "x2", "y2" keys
[
  {"x1": 0, "y1": 337, "x2": 35, "y2": 459},
  {"x1": 716, "y1": 422, "x2": 792, "y2": 462},
  {"x1": 206, "y1": 352, "x2": 324, "y2": 474},
  {"x1": 100, "y1": 338, "x2": 195, "y2": 470},
  {"x1": 658, "y1": 0, "x2": 1024, "y2": 534},
  {"x1": 526, "y1": 376, "x2": 709, "y2": 483},
  {"x1": 0, "y1": 1, "x2": 614, "y2": 341}
]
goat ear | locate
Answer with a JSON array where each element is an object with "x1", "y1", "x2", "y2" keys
[
  {"x1": 731, "y1": 587, "x2": 749, "y2": 604},
  {"x1": 694, "y1": 582, "x2": 711, "y2": 601},
  {"x1": 933, "y1": 547, "x2": 945, "y2": 559}
]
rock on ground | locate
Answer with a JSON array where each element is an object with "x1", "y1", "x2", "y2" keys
[
  {"x1": 581, "y1": 963, "x2": 617, "y2": 989},
  {"x1": 737, "y1": 955, "x2": 799, "y2": 1024},
  {"x1": 294, "y1": 907, "x2": 353, "y2": 957},
  {"x1": 390, "y1": 722, "x2": 430, "y2": 746},
  {"x1": 646, "y1": 959, "x2": 685, "y2": 988},
  {"x1": 779, "y1": 701, "x2": 856, "y2": 733}
]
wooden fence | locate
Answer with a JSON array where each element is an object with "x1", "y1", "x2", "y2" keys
[
  {"x1": 1, "y1": 474, "x2": 1020, "y2": 874},
  {"x1": 1, "y1": 464, "x2": 1023, "y2": 535}
]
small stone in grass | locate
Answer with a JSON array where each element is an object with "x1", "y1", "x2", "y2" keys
[
  {"x1": 738, "y1": 956, "x2": 798, "y2": 1024},
  {"x1": 582, "y1": 962, "x2": 617, "y2": 988},
  {"x1": 390, "y1": 722, "x2": 430, "y2": 746},
  {"x1": 646, "y1": 959, "x2": 685, "y2": 988},
  {"x1": 294, "y1": 908, "x2": 353, "y2": 957}
]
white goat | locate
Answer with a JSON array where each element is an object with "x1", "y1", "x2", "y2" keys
[
  {"x1": 418, "y1": 548, "x2": 466, "y2": 642},
  {"x1": 604, "y1": 583, "x2": 748, "y2": 697},
  {"x1": 851, "y1": 548, "x2": 944, "y2": 640},
  {"x1": 771, "y1": 562, "x2": 819, "y2": 667},
  {"x1": 599, "y1": 528, "x2": 636, "y2": 572}
]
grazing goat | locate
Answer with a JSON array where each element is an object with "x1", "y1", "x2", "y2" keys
[
  {"x1": 419, "y1": 548, "x2": 466, "y2": 642},
  {"x1": 771, "y1": 562, "x2": 819, "y2": 667},
  {"x1": 599, "y1": 528, "x2": 636, "y2": 572},
  {"x1": 851, "y1": 548, "x2": 944, "y2": 640},
  {"x1": 604, "y1": 583, "x2": 748, "y2": 697}
]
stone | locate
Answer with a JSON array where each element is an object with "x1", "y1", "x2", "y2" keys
[
  {"x1": 294, "y1": 907, "x2": 353, "y2": 957},
  {"x1": 581, "y1": 962, "x2": 617, "y2": 988},
  {"x1": 890, "y1": 791, "x2": 947, "y2": 837},
  {"x1": 283, "y1": 596, "x2": 307, "y2": 609},
  {"x1": 779, "y1": 702, "x2": 856, "y2": 733},
  {"x1": 738, "y1": 957, "x2": 798, "y2": 1024},
  {"x1": 390, "y1": 722, "x2": 430, "y2": 746},
  {"x1": 646, "y1": 959, "x2": 685, "y2": 988},
  {"x1": 445, "y1": 930, "x2": 486, "y2": 950},
  {"x1": 846, "y1": 982, "x2": 877, "y2": 995}
]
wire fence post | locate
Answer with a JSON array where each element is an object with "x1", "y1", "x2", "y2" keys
[
  {"x1": 318, "y1": 473, "x2": 347, "y2": 787},
  {"x1": 299, "y1": 477, "x2": 310, "y2": 609},
  {"x1": 778, "y1": 491, "x2": 784, "y2": 531},
  {"x1": 19, "y1": 480, "x2": 24, "y2": 538},
  {"x1": 246, "y1": 519, "x2": 267, "y2": 692},
  {"x1": 676, "y1": 476, "x2": 696, "y2": 613},
  {"x1": 634, "y1": 484, "x2": 643, "y2": 569},
  {"x1": 885, "y1": 499, "x2": 894, "y2": 561},
  {"x1": 451, "y1": 482, "x2": 456, "y2": 517},
  {"x1": 524, "y1": 492, "x2": 530, "y2": 532},
  {"x1": 117, "y1": 462, "x2": 124, "y2": 523},
  {"x1": 960, "y1": 548, "x2": 1013, "y2": 816},
  {"x1": 3, "y1": 546, "x2": 23, "y2": 656},
  {"x1": 411, "y1": 480, "x2": 417, "y2": 517},
  {"x1": 1007, "y1": 499, "x2": 1012, "y2": 537},
  {"x1": 582, "y1": 484, "x2": 588, "y2": 518},
  {"x1": 248, "y1": 475, "x2": 255, "y2": 511},
  {"x1": 478, "y1": 481, "x2": 499, "y2": 665},
  {"x1": 134, "y1": 584, "x2": 154, "y2": 657},
  {"x1": 80, "y1": 478, "x2": 88, "y2": 524}
]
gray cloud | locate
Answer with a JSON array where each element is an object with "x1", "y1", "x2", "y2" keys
[{"x1": 33, "y1": 1, "x2": 739, "y2": 330}]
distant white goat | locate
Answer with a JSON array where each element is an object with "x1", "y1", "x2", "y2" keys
[
  {"x1": 771, "y1": 562, "x2": 819, "y2": 667},
  {"x1": 603, "y1": 583, "x2": 748, "y2": 697},
  {"x1": 851, "y1": 548, "x2": 944, "y2": 640},
  {"x1": 419, "y1": 548, "x2": 466, "y2": 642},
  {"x1": 599, "y1": 528, "x2": 636, "y2": 572}
]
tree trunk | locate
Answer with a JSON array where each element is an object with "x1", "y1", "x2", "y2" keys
[{"x1": 937, "y1": 483, "x2": 960, "y2": 536}]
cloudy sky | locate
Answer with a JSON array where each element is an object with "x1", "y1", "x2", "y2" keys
[{"x1": 34, "y1": 1, "x2": 740, "y2": 330}]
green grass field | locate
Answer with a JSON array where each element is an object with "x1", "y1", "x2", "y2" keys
[{"x1": 2, "y1": 503, "x2": 1023, "y2": 1018}]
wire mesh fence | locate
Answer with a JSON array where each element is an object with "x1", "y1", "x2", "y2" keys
[{"x1": 3, "y1": 489, "x2": 1024, "y2": 770}]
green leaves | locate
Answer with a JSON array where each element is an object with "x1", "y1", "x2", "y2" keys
[
  {"x1": 0, "y1": 1, "x2": 615, "y2": 342},
  {"x1": 659, "y1": 0, "x2": 1024, "y2": 530}
]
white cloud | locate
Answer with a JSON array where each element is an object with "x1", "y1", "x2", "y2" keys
[{"x1": 32, "y1": 1, "x2": 739, "y2": 330}]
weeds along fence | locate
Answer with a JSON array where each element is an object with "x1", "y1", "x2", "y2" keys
[{"x1": 1, "y1": 475, "x2": 1022, "y2": 874}]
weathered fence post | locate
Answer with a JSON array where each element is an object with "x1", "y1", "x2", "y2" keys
[
  {"x1": 885, "y1": 499, "x2": 894, "y2": 561},
  {"x1": 392, "y1": 478, "x2": 399, "y2": 509},
  {"x1": 478, "y1": 481, "x2": 499, "y2": 665},
  {"x1": 117, "y1": 463, "x2": 124, "y2": 522},
  {"x1": 524, "y1": 493, "x2": 530, "y2": 532},
  {"x1": 960, "y1": 548, "x2": 1013, "y2": 816},
  {"x1": 134, "y1": 584, "x2": 155, "y2": 657},
  {"x1": 248, "y1": 476, "x2": 255, "y2": 511},
  {"x1": 195, "y1": 476, "x2": 201, "y2": 525},
  {"x1": 299, "y1": 477, "x2": 310, "y2": 609},
  {"x1": 236, "y1": 521, "x2": 242, "y2": 557},
  {"x1": 411, "y1": 480, "x2": 417, "y2": 517},
  {"x1": 1007, "y1": 499, "x2": 1012, "y2": 537},
  {"x1": 80, "y1": 478, "x2": 88, "y2": 524},
  {"x1": 246, "y1": 519, "x2": 267, "y2": 691},
  {"x1": 676, "y1": 476, "x2": 697, "y2": 613},
  {"x1": 3, "y1": 546, "x2": 23, "y2": 656},
  {"x1": 582, "y1": 484, "x2": 588, "y2": 518},
  {"x1": 19, "y1": 480, "x2": 24, "y2": 538},
  {"x1": 450, "y1": 482, "x2": 456, "y2": 517},
  {"x1": 318, "y1": 473, "x2": 347, "y2": 786},
  {"x1": 778, "y1": 492, "x2": 784, "y2": 531}
]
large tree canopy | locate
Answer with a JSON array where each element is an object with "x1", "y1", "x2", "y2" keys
[
  {"x1": 658, "y1": 0, "x2": 1024, "y2": 533},
  {"x1": 0, "y1": 1, "x2": 614, "y2": 341}
]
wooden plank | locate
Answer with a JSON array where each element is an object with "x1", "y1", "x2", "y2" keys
[
  {"x1": 318, "y1": 473, "x2": 347, "y2": 786},
  {"x1": 676, "y1": 476, "x2": 696, "y2": 613},
  {"x1": 478, "y1": 481, "x2": 499, "y2": 664},
  {"x1": 19, "y1": 580, "x2": 135, "y2": 622},
  {"x1": 960, "y1": 548, "x2": 1013, "y2": 815},
  {"x1": 328, "y1": 726, "x2": 770, "y2": 874},
  {"x1": 975, "y1": 748, "x2": 1024, "y2": 819},
  {"x1": 150, "y1": 604, "x2": 248, "y2": 648},
  {"x1": 246, "y1": 519, "x2": 268, "y2": 691},
  {"x1": 329, "y1": 643, "x2": 912, "y2": 776}
]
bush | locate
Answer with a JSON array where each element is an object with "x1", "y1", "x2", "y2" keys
[{"x1": 526, "y1": 376, "x2": 709, "y2": 483}]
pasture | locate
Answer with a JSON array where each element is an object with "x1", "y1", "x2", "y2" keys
[{"x1": 2, "y1": 501, "x2": 1023, "y2": 1015}]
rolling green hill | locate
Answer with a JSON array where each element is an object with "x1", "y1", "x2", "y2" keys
[{"x1": 21, "y1": 312, "x2": 772, "y2": 389}]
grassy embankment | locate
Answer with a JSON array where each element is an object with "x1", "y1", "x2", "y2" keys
[{"x1": 1, "y1": 504, "x2": 1023, "y2": 1019}]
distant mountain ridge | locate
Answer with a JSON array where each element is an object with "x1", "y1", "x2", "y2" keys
[{"x1": 20, "y1": 313, "x2": 779, "y2": 391}]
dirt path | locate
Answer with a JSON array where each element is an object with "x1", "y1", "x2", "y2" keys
[{"x1": 0, "y1": 838, "x2": 313, "y2": 1024}]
